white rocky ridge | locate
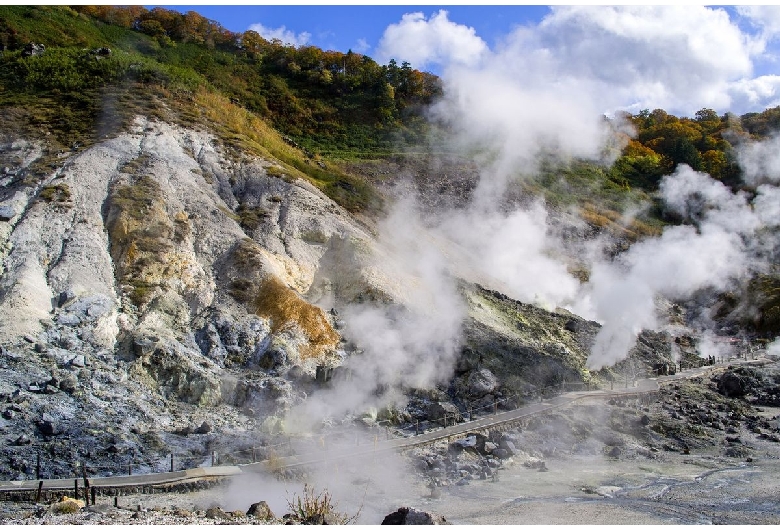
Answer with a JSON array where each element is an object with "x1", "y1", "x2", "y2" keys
[
  {"x1": 0, "y1": 116, "x2": 426, "y2": 479},
  {"x1": 0, "y1": 116, "x2": 390, "y2": 358}
]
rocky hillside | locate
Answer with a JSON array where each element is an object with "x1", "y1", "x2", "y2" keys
[
  {"x1": 0, "y1": 115, "x2": 384, "y2": 476},
  {"x1": 0, "y1": 107, "x2": 691, "y2": 481},
  {"x1": 0, "y1": 10, "x2": 698, "y2": 481}
]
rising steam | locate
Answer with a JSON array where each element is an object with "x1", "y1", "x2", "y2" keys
[
  {"x1": 288, "y1": 197, "x2": 465, "y2": 431},
  {"x1": 296, "y1": 7, "x2": 780, "y2": 432}
]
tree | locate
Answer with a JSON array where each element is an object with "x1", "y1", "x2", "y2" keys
[
  {"x1": 701, "y1": 149, "x2": 727, "y2": 180},
  {"x1": 695, "y1": 108, "x2": 719, "y2": 123},
  {"x1": 240, "y1": 30, "x2": 267, "y2": 56}
]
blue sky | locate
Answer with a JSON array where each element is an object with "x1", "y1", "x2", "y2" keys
[
  {"x1": 163, "y1": 5, "x2": 551, "y2": 66},
  {"x1": 163, "y1": 6, "x2": 549, "y2": 52},
  {"x1": 157, "y1": 5, "x2": 780, "y2": 115}
]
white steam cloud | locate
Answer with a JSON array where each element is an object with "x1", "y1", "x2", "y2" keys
[
  {"x1": 288, "y1": 198, "x2": 465, "y2": 431},
  {"x1": 737, "y1": 134, "x2": 780, "y2": 185},
  {"x1": 438, "y1": 203, "x2": 580, "y2": 308},
  {"x1": 582, "y1": 166, "x2": 756, "y2": 369}
]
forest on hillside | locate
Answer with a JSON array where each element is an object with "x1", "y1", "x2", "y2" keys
[{"x1": 1, "y1": 5, "x2": 779, "y2": 186}]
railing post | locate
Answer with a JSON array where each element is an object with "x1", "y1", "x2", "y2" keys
[
  {"x1": 170, "y1": 454, "x2": 174, "y2": 473},
  {"x1": 416, "y1": 420, "x2": 419, "y2": 436}
]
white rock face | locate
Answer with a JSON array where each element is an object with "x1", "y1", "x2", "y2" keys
[{"x1": 0, "y1": 116, "x2": 410, "y2": 394}]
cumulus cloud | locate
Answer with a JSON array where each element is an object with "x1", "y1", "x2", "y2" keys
[
  {"x1": 738, "y1": 5, "x2": 780, "y2": 41},
  {"x1": 378, "y1": 5, "x2": 780, "y2": 115},
  {"x1": 247, "y1": 22, "x2": 310, "y2": 47},
  {"x1": 727, "y1": 75, "x2": 780, "y2": 113},
  {"x1": 375, "y1": 10, "x2": 488, "y2": 70},
  {"x1": 502, "y1": 5, "x2": 757, "y2": 114}
]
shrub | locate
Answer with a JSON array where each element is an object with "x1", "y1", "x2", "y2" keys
[{"x1": 285, "y1": 483, "x2": 359, "y2": 525}]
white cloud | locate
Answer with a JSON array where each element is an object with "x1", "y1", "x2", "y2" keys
[
  {"x1": 727, "y1": 75, "x2": 780, "y2": 112},
  {"x1": 247, "y1": 23, "x2": 310, "y2": 47},
  {"x1": 354, "y1": 38, "x2": 370, "y2": 55},
  {"x1": 502, "y1": 5, "x2": 756, "y2": 115},
  {"x1": 377, "y1": 5, "x2": 780, "y2": 115},
  {"x1": 738, "y1": 5, "x2": 780, "y2": 41},
  {"x1": 375, "y1": 10, "x2": 488, "y2": 70}
]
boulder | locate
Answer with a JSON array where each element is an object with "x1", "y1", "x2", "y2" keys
[
  {"x1": 51, "y1": 496, "x2": 84, "y2": 514},
  {"x1": 718, "y1": 371, "x2": 746, "y2": 398},
  {"x1": 247, "y1": 501, "x2": 275, "y2": 520},
  {"x1": 524, "y1": 457, "x2": 547, "y2": 471},
  {"x1": 129, "y1": 340, "x2": 221, "y2": 406},
  {"x1": 193, "y1": 421, "x2": 211, "y2": 434},
  {"x1": 499, "y1": 438, "x2": 517, "y2": 456},
  {"x1": 22, "y1": 43, "x2": 45, "y2": 57},
  {"x1": 381, "y1": 507, "x2": 449, "y2": 525},
  {"x1": 426, "y1": 401, "x2": 461, "y2": 425},
  {"x1": 37, "y1": 415, "x2": 61, "y2": 436},
  {"x1": 466, "y1": 368, "x2": 499, "y2": 397},
  {"x1": 70, "y1": 355, "x2": 86, "y2": 368},
  {"x1": 452, "y1": 433, "x2": 487, "y2": 454},
  {"x1": 57, "y1": 289, "x2": 77, "y2": 308},
  {"x1": 13, "y1": 434, "x2": 31, "y2": 446},
  {"x1": 492, "y1": 448, "x2": 509, "y2": 459},
  {"x1": 0, "y1": 205, "x2": 17, "y2": 222},
  {"x1": 205, "y1": 506, "x2": 230, "y2": 520}
]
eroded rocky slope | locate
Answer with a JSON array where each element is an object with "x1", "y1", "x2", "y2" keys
[{"x1": 0, "y1": 115, "x2": 679, "y2": 481}]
